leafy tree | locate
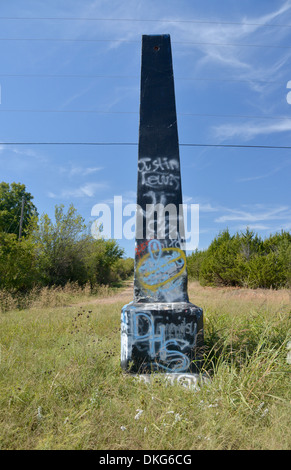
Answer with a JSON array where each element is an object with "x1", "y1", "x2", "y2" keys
[
  {"x1": 33, "y1": 204, "x2": 124, "y2": 287},
  {"x1": 0, "y1": 232, "x2": 37, "y2": 291},
  {"x1": 0, "y1": 182, "x2": 38, "y2": 237},
  {"x1": 194, "y1": 228, "x2": 291, "y2": 289},
  {"x1": 86, "y1": 238, "x2": 124, "y2": 286},
  {"x1": 32, "y1": 204, "x2": 89, "y2": 286},
  {"x1": 246, "y1": 252, "x2": 285, "y2": 289},
  {"x1": 239, "y1": 228, "x2": 263, "y2": 261},
  {"x1": 114, "y1": 257, "x2": 134, "y2": 281},
  {"x1": 199, "y1": 229, "x2": 244, "y2": 286},
  {"x1": 187, "y1": 249, "x2": 207, "y2": 281}
]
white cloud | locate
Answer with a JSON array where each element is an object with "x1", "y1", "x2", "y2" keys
[
  {"x1": 3, "y1": 145, "x2": 44, "y2": 159},
  {"x1": 95, "y1": 190, "x2": 137, "y2": 206},
  {"x1": 80, "y1": 183, "x2": 104, "y2": 197},
  {"x1": 170, "y1": 1, "x2": 291, "y2": 98},
  {"x1": 0, "y1": 144, "x2": 48, "y2": 164},
  {"x1": 235, "y1": 224, "x2": 270, "y2": 231},
  {"x1": 65, "y1": 166, "x2": 103, "y2": 177},
  {"x1": 183, "y1": 196, "x2": 220, "y2": 212},
  {"x1": 184, "y1": 200, "x2": 291, "y2": 229},
  {"x1": 237, "y1": 161, "x2": 291, "y2": 182},
  {"x1": 215, "y1": 205, "x2": 290, "y2": 223},
  {"x1": 48, "y1": 182, "x2": 107, "y2": 199},
  {"x1": 213, "y1": 119, "x2": 291, "y2": 141},
  {"x1": 60, "y1": 83, "x2": 98, "y2": 110},
  {"x1": 182, "y1": 195, "x2": 194, "y2": 204},
  {"x1": 180, "y1": 198, "x2": 291, "y2": 232},
  {"x1": 83, "y1": 167, "x2": 103, "y2": 175},
  {"x1": 199, "y1": 203, "x2": 220, "y2": 213},
  {"x1": 248, "y1": 0, "x2": 291, "y2": 25}
]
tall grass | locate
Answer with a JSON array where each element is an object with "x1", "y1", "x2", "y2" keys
[
  {"x1": 0, "y1": 282, "x2": 115, "y2": 312},
  {"x1": 0, "y1": 282, "x2": 290, "y2": 450}
]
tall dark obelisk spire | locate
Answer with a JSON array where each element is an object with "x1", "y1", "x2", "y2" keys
[
  {"x1": 121, "y1": 35, "x2": 203, "y2": 375},
  {"x1": 134, "y1": 34, "x2": 188, "y2": 304}
]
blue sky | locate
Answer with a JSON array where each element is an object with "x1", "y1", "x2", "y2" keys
[{"x1": 0, "y1": 0, "x2": 291, "y2": 256}]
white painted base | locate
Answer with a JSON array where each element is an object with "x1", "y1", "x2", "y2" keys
[{"x1": 126, "y1": 372, "x2": 210, "y2": 391}]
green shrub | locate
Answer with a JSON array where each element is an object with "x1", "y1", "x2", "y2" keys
[
  {"x1": 0, "y1": 232, "x2": 38, "y2": 291},
  {"x1": 187, "y1": 229, "x2": 291, "y2": 289},
  {"x1": 0, "y1": 203, "x2": 132, "y2": 295}
]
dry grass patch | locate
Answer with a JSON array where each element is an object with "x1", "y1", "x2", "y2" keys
[{"x1": 0, "y1": 282, "x2": 290, "y2": 450}]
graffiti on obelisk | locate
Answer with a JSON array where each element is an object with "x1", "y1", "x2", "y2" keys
[{"x1": 121, "y1": 35, "x2": 203, "y2": 375}]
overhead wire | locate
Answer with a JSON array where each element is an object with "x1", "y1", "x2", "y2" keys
[
  {"x1": 0, "y1": 16, "x2": 291, "y2": 28},
  {"x1": 0, "y1": 17, "x2": 290, "y2": 154},
  {"x1": 0, "y1": 109, "x2": 291, "y2": 122},
  {"x1": 0, "y1": 73, "x2": 285, "y2": 86},
  {"x1": 0, "y1": 142, "x2": 291, "y2": 150},
  {"x1": 0, "y1": 108, "x2": 290, "y2": 121},
  {"x1": 0, "y1": 37, "x2": 291, "y2": 49}
]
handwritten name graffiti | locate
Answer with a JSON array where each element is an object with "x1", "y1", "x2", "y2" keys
[
  {"x1": 138, "y1": 157, "x2": 180, "y2": 190},
  {"x1": 136, "y1": 239, "x2": 186, "y2": 292},
  {"x1": 164, "y1": 317, "x2": 196, "y2": 339},
  {"x1": 138, "y1": 157, "x2": 179, "y2": 174},
  {"x1": 121, "y1": 308, "x2": 198, "y2": 373}
]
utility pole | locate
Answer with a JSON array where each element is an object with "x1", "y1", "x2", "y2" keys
[{"x1": 19, "y1": 195, "x2": 25, "y2": 240}]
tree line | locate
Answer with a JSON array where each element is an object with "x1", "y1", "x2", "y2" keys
[
  {"x1": 187, "y1": 228, "x2": 291, "y2": 289},
  {"x1": 1, "y1": 182, "x2": 290, "y2": 293},
  {"x1": 0, "y1": 182, "x2": 134, "y2": 293}
]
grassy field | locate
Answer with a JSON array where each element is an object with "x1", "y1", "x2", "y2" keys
[{"x1": 0, "y1": 281, "x2": 290, "y2": 450}]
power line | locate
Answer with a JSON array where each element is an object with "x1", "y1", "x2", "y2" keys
[
  {"x1": 1, "y1": 37, "x2": 291, "y2": 49},
  {"x1": 0, "y1": 108, "x2": 290, "y2": 121},
  {"x1": 0, "y1": 73, "x2": 284, "y2": 85},
  {"x1": 0, "y1": 108, "x2": 137, "y2": 115},
  {"x1": 174, "y1": 41, "x2": 291, "y2": 49},
  {"x1": 179, "y1": 113, "x2": 291, "y2": 121},
  {"x1": 1, "y1": 142, "x2": 291, "y2": 150},
  {"x1": 0, "y1": 73, "x2": 139, "y2": 79},
  {"x1": 0, "y1": 37, "x2": 138, "y2": 43},
  {"x1": 177, "y1": 77, "x2": 283, "y2": 85},
  {"x1": 180, "y1": 143, "x2": 291, "y2": 149},
  {"x1": 0, "y1": 16, "x2": 291, "y2": 28}
]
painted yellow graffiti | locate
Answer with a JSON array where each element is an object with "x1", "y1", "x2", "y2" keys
[{"x1": 136, "y1": 240, "x2": 186, "y2": 291}]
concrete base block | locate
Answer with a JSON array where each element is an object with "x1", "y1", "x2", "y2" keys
[{"x1": 121, "y1": 301, "x2": 203, "y2": 374}]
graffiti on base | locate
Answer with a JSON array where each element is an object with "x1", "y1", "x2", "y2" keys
[{"x1": 121, "y1": 308, "x2": 197, "y2": 373}]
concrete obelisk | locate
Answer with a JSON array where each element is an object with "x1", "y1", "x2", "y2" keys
[{"x1": 121, "y1": 35, "x2": 203, "y2": 376}]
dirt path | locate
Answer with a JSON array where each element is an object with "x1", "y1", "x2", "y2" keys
[
  {"x1": 73, "y1": 281, "x2": 290, "y2": 308},
  {"x1": 96, "y1": 285, "x2": 133, "y2": 304},
  {"x1": 73, "y1": 283, "x2": 134, "y2": 307}
]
